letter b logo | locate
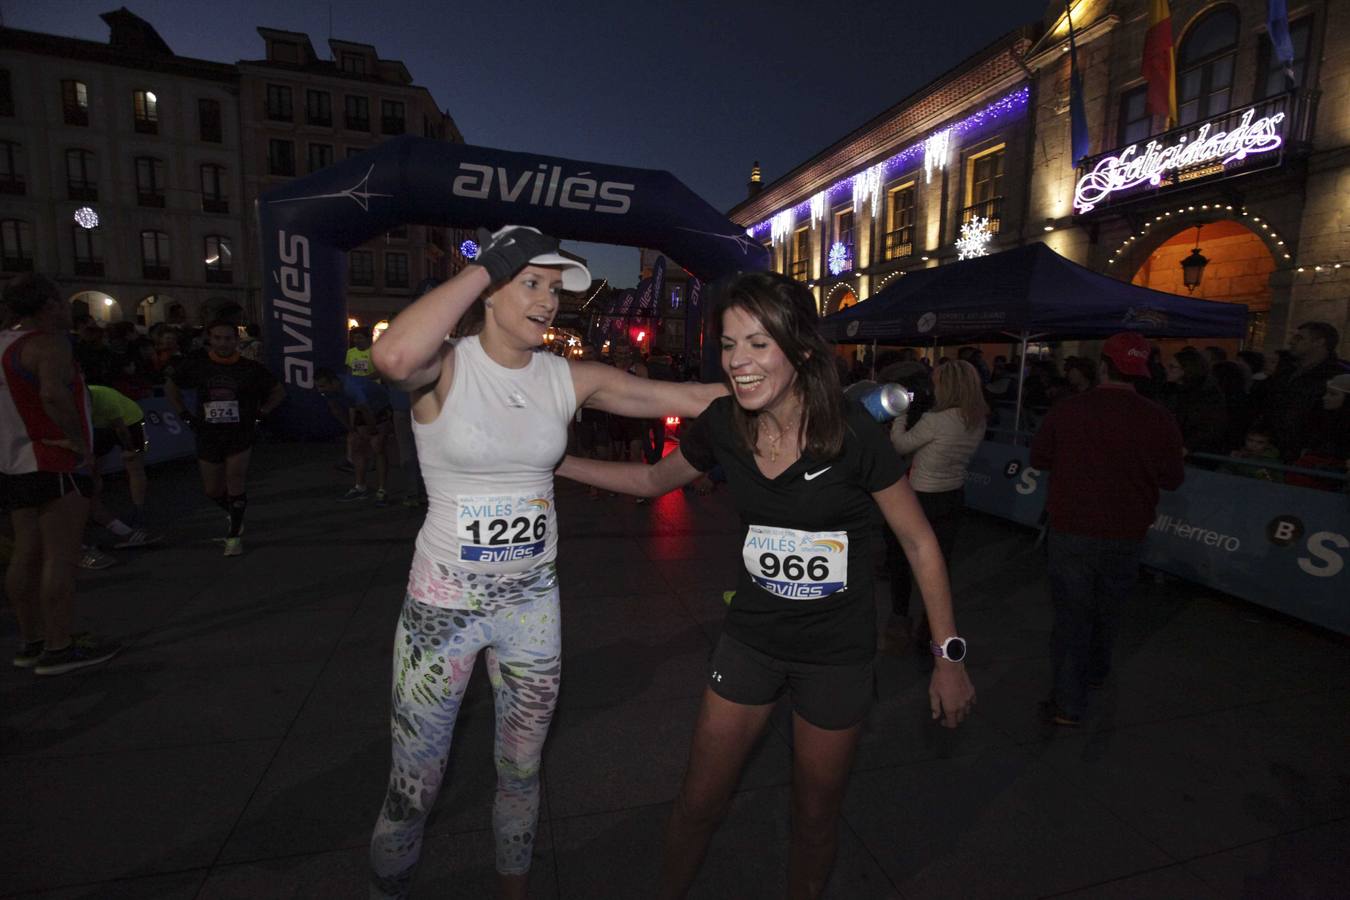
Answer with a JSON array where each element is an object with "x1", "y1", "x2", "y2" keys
[{"x1": 1267, "y1": 515, "x2": 1303, "y2": 547}]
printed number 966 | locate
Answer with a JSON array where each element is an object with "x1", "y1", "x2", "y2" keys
[{"x1": 760, "y1": 553, "x2": 829, "y2": 581}]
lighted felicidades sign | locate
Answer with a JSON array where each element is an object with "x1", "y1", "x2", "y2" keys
[{"x1": 1075, "y1": 106, "x2": 1286, "y2": 213}]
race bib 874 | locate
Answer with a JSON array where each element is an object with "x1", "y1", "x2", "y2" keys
[
  {"x1": 457, "y1": 493, "x2": 551, "y2": 564},
  {"x1": 742, "y1": 525, "x2": 848, "y2": 599}
]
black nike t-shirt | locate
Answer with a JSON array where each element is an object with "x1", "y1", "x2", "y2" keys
[
  {"x1": 679, "y1": 395, "x2": 904, "y2": 664},
  {"x1": 167, "y1": 357, "x2": 278, "y2": 429}
]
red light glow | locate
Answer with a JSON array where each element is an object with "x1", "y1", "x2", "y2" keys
[{"x1": 665, "y1": 416, "x2": 680, "y2": 426}]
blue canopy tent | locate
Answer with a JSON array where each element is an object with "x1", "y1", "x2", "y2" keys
[
  {"x1": 818, "y1": 242, "x2": 1248, "y2": 433},
  {"x1": 258, "y1": 136, "x2": 768, "y2": 437}
]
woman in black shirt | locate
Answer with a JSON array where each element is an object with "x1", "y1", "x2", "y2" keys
[{"x1": 558, "y1": 271, "x2": 974, "y2": 897}]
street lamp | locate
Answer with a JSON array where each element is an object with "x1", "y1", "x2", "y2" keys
[{"x1": 1180, "y1": 225, "x2": 1208, "y2": 293}]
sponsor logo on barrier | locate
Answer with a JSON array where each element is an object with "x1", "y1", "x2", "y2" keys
[
  {"x1": 917, "y1": 312, "x2": 937, "y2": 334},
  {"x1": 273, "y1": 231, "x2": 314, "y2": 388},
  {"x1": 451, "y1": 163, "x2": 634, "y2": 215},
  {"x1": 1003, "y1": 460, "x2": 1022, "y2": 478},
  {"x1": 1267, "y1": 515, "x2": 1304, "y2": 546},
  {"x1": 1298, "y1": 532, "x2": 1347, "y2": 578},
  {"x1": 1151, "y1": 514, "x2": 1240, "y2": 551},
  {"x1": 268, "y1": 165, "x2": 392, "y2": 212},
  {"x1": 964, "y1": 470, "x2": 992, "y2": 487}
]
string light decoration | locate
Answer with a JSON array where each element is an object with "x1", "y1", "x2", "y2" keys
[
  {"x1": 460, "y1": 239, "x2": 479, "y2": 259},
  {"x1": 810, "y1": 192, "x2": 825, "y2": 228},
  {"x1": 746, "y1": 87, "x2": 1031, "y2": 239},
  {"x1": 73, "y1": 207, "x2": 99, "y2": 229},
  {"x1": 828, "y1": 242, "x2": 852, "y2": 276},
  {"x1": 955, "y1": 217, "x2": 993, "y2": 260},
  {"x1": 924, "y1": 129, "x2": 952, "y2": 184},
  {"x1": 874, "y1": 270, "x2": 904, "y2": 291},
  {"x1": 1107, "y1": 204, "x2": 1295, "y2": 269},
  {"x1": 852, "y1": 164, "x2": 885, "y2": 217}
]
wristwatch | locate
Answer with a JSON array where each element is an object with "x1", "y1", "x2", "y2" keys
[{"x1": 930, "y1": 636, "x2": 967, "y2": 663}]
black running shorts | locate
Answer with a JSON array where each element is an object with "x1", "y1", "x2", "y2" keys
[
  {"x1": 707, "y1": 632, "x2": 874, "y2": 730},
  {"x1": 0, "y1": 470, "x2": 93, "y2": 511},
  {"x1": 195, "y1": 426, "x2": 255, "y2": 463}
]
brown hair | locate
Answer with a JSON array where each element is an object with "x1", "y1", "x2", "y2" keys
[
  {"x1": 933, "y1": 359, "x2": 989, "y2": 428},
  {"x1": 714, "y1": 271, "x2": 845, "y2": 460}
]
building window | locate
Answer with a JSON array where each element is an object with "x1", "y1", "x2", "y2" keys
[
  {"x1": 71, "y1": 225, "x2": 103, "y2": 277},
  {"x1": 349, "y1": 250, "x2": 374, "y2": 286},
  {"x1": 1177, "y1": 7, "x2": 1239, "y2": 126},
  {"x1": 1, "y1": 220, "x2": 34, "y2": 272},
  {"x1": 344, "y1": 95, "x2": 370, "y2": 131},
  {"x1": 381, "y1": 100, "x2": 406, "y2": 135},
  {"x1": 135, "y1": 156, "x2": 166, "y2": 207},
  {"x1": 306, "y1": 89, "x2": 332, "y2": 126},
  {"x1": 201, "y1": 164, "x2": 228, "y2": 213},
  {"x1": 140, "y1": 230, "x2": 170, "y2": 279},
  {"x1": 133, "y1": 90, "x2": 158, "y2": 134},
  {"x1": 1117, "y1": 85, "x2": 1151, "y2": 146},
  {"x1": 963, "y1": 145, "x2": 1005, "y2": 234},
  {"x1": 1256, "y1": 16, "x2": 1313, "y2": 99},
  {"x1": 268, "y1": 139, "x2": 295, "y2": 176},
  {"x1": 385, "y1": 251, "x2": 410, "y2": 288},
  {"x1": 833, "y1": 209, "x2": 854, "y2": 273},
  {"x1": 340, "y1": 53, "x2": 368, "y2": 76},
  {"x1": 0, "y1": 69, "x2": 12, "y2": 117},
  {"x1": 0, "y1": 141, "x2": 25, "y2": 195},
  {"x1": 789, "y1": 228, "x2": 810, "y2": 282},
  {"x1": 62, "y1": 80, "x2": 89, "y2": 126},
  {"x1": 66, "y1": 149, "x2": 97, "y2": 201},
  {"x1": 307, "y1": 142, "x2": 334, "y2": 173},
  {"x1": 885, "y1": 183, "x2": 915, "y2": 260},
  {"x1": 266, "y1": 84, "x2": 293, "y2": 122},
  {"x1": 199, "y1": 98, "x2": 222, "y2": 142},
  {"x1": 204, "y1": 235, "x2": 233, "y2": 283}
]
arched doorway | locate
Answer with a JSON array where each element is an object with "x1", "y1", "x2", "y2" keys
[
  {"x1": 1132, "y1": 219, "x2": 1274, "y2": 349},
  {"x1": 823, "y1": 285, "x2": 860, "y2": 362},
  {"x1": 70, "y1": 290, "x2": 122, "y2": 324}
]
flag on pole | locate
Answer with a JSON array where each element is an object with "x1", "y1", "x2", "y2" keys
[
  {"x1": 1142, "y1": 0, "x2": 1177, "y2": 126},
  {"x1": 1267, "y1": 0, "x2": 1296, "y2": 87},
  {"x1": 1067, "y1": 0, "x2": 1090, "y2": 168}
]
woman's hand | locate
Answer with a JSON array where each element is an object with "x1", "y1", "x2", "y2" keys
[{"x1": 929, "y1": 662, "x2": 975, "y2": 728}]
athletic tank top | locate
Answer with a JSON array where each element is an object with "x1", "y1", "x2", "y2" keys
[
  {"x1": 0, "y1": 327, "x2": 93, "y2": 475},
  {"x1": 413, "y1": 335, "x2": 575, "y2": 575}
]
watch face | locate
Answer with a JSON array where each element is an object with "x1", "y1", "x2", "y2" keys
[{"x1": 944, "y1": 637, "x2": 967, "y2": 662}]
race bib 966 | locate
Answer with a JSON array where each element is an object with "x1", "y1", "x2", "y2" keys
[
  {"x1": 457, "y1": 493, "x2": 551, "y2": 564},
  {"x1": 742, "y1": 525, "x2": 848, "y2": 599}
]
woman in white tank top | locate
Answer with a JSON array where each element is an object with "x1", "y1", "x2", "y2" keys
[{"x1": 366, "y1": 226, "x2": 725, "y2": 899}]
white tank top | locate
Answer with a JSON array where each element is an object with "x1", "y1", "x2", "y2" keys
[{"x1": 413, "y1": 335, "x2": 575, "y2": 576}]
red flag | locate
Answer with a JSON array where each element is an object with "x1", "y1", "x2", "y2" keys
[{"x1": 1142, "y1": 0, "x2": 1177, "y2": 126}]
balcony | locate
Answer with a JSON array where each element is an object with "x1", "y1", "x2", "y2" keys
[
  {"x1": 789, "y1": 258, "x2": 809, "y2": 282},
  {"x1": 134, "y1": 118, "x2": 158, "y2": 135},
  {"x1": 884, "y1": 228, "x2": 914, "y2": 261},
  {"x1": 961, "y1": 196, "x2": 1003, "y2": 235},
  {"x1": 138, "y1": 191, "x2": 166, "y2": 208},
  {"x1": 142, "y1": 264, "x2": 170, "y2": 280},
  {"x1": 0, "y1": 176, "x2": 25, "y2": 196},
  {"x1": 68, "y1": 184, "x2": 98, "y2": 202},
  {"x1": 64, "y1": 106, "x2": 89, "y2": 127},
  {"x1": 74, "y1": 260, "x2": 104, "y2": 277}
]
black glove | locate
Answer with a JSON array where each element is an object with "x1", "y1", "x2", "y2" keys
[{"x1": 473, "y1": 226, "x2": 559, "y2": 285}]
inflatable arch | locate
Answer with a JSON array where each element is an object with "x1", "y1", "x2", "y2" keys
[{"x1": 259, "y1": 135, "x2": 769, "y2": 436}]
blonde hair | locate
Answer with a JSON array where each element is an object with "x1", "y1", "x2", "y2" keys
[{"x1": 933, "y1": 359, "x2": 989, "y2": 428}]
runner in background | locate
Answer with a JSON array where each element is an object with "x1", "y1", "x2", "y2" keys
[
  {"x1": 315, "y1": 368, "x2": 394, "y2": 506},
  {"x1": 87, "y1": 384, "x2": 163, "y2": 550}
]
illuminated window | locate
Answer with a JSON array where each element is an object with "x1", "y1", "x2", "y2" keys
[
  {"x1": 885, "y1": 183, "x2": 915, "y2": 260},
  {"x1": 133, "y1": 90, "x2": 158, "y2": 134},
  {"x1": 963, "y1": 145, "x2": 1005, "y2": 234},
  {"x1": 62, "y1": 80, "x2": 89, "y2": 126},
  {"x1": 204, "y1": 235, "x2": 232, "y2": 283},
  {"x1": 790, "y1": 227, "x2": 811, "y2": 282},
  {"x1": 1256, "y1": 16, "x2": 1313, "y2": 99}
]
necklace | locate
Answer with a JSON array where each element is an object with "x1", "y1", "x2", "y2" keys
[{"x1": 761, "y1": 414, "x2": 800, "y2": 463}]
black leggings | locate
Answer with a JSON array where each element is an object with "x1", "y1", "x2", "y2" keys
[{"x1": 885, "y1": 487, "x2": 965, "y2": 626}]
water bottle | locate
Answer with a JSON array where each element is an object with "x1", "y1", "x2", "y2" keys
[{"x1": 859, "y1": 383, "x2": 912, "y2": 423}]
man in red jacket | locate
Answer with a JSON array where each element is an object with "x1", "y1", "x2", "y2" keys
[{"x1": 1030, "y1": 332, "x2": 1184, "y2": 725}]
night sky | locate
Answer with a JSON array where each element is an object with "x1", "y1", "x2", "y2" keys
[{"x1": 7, "y1": 0, "x2": 1051, "y2": 285}]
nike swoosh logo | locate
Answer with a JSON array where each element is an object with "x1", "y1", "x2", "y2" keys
[{"x1": 803, "y1": 467, "x2": 831, "y2": 481}]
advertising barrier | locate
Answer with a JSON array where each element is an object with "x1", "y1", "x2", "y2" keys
[
  {"x1": 962, "y1": 441, "x2": 1350, "y2": 635},
  {"x1": 96, "y1": 393, "x2": 197, "y2": 474}
]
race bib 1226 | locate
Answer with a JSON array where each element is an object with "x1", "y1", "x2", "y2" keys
[
  {"x1": 742, "y1": 525, "x2": 848, "y2": 599},
  {"x1": 457, "y1": 493, "x2": 551, "y2": 564}
]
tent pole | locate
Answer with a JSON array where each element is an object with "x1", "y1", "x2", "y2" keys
[{"x1": 1012, "y1": 331, "x2": 1029, "y2": 443}]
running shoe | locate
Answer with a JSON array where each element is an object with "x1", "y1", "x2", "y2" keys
[
  {"x1": 111, "y1": 529, "x2": 165, "y2": 550},
  {"x1": 78, "y1": 546, "x2": 117, "y2": 570},
  {"x1": 13, "y1": 640, "x2": 44, "y2": 669},
  {"x1": 337, "y1": 487, "x2": 369, "y2": 502},
  {"x1": 223, "y1": 536, "x2": 244, "y2": 557},
  {"x1": 374, "y1": 489, "x2": 388, "y2": 507},
  {"x1": 34, "y1": 636, "x2": 122, "y2": 676}
]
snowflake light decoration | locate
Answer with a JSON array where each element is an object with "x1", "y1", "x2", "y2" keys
[
  {"x1": 955, "y1": 217, "x2": 993, "y2": 260},
  {"x1": 73, "y1": 207, "x2": 100, "y2": 230},
  {"x1": 460, "y1": 239, "x2": 479, "y2": 259},
  {"x1": 828, "y1": 242, "x2": 852, "y2": 276}
]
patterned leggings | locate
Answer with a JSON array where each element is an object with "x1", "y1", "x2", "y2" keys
[{"x1": 370, "y1": 563, "x2": 561, "y2": 897}]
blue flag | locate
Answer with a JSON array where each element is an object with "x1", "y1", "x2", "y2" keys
[
  {"x1": 1267, "y1": 0, "x2": 1296, "y2": 82},
  {"x1": 1067, "y1": 1, "x2": 1090, "y2": 168}
]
